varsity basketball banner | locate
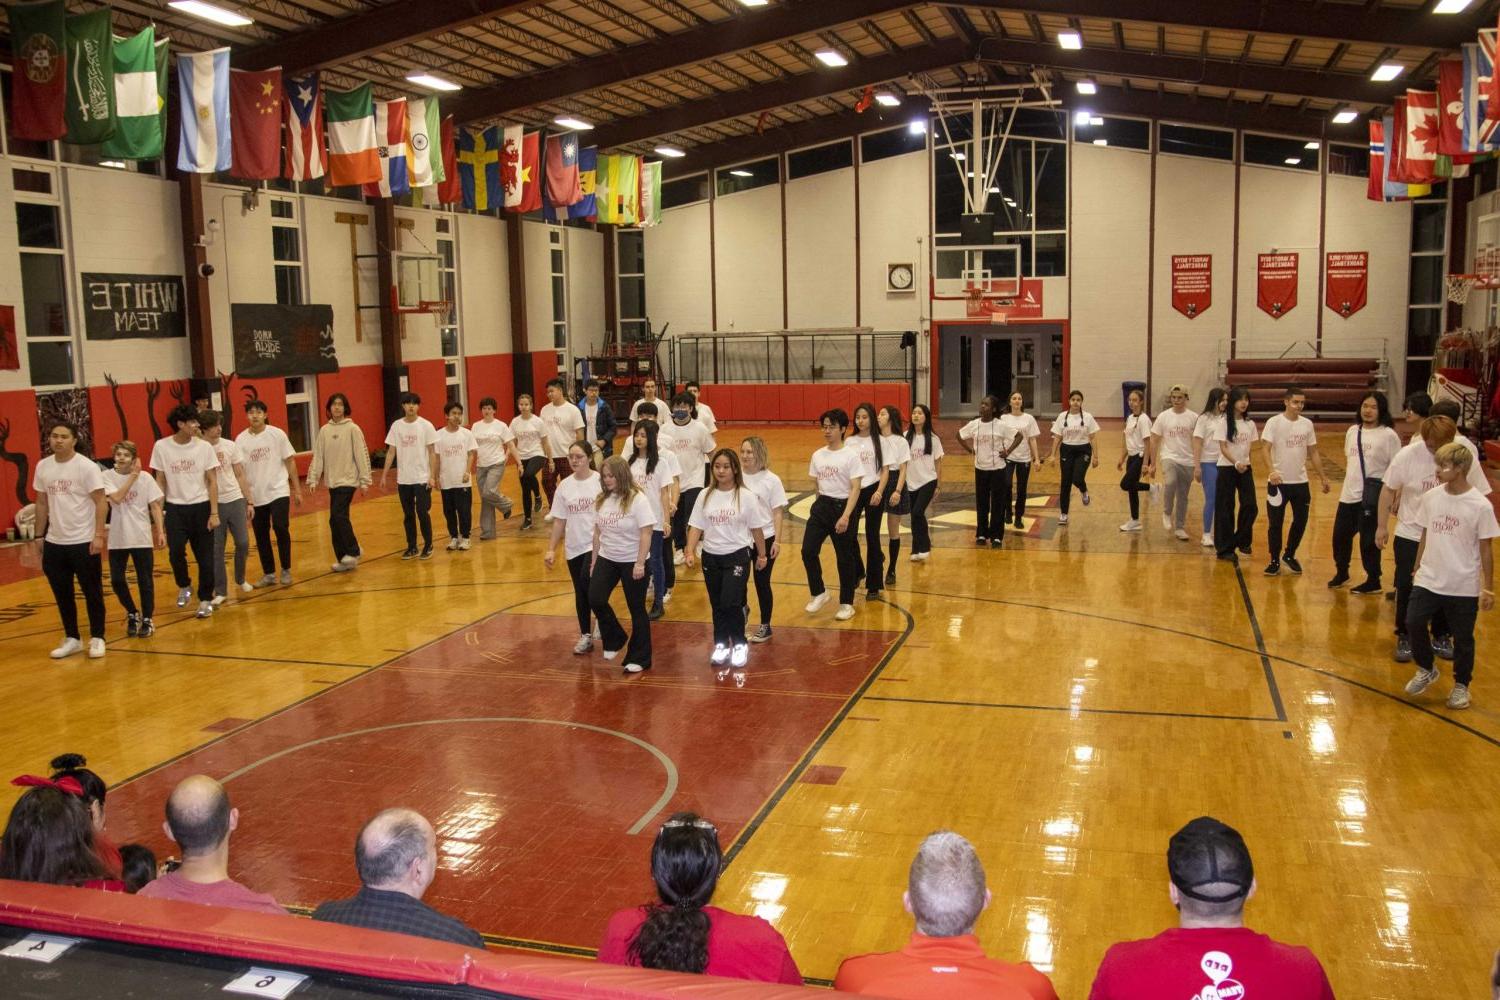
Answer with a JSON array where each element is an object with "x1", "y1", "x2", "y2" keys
[
  {"x1": 1256, "y1": 253, "x2": 1298, "y2": 319},
  {"x1": 231, "y1": 304, "x2": 338, "y2": 377},
  {"x1": 1325, "y1": 252, "x2": 1369, "y2": 319},
  {"x1": 1170, "y1": 255, "x2": 1212, "y2": 318}
]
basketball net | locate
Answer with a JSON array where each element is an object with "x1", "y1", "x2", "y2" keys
[{"x1": 1449, "y1": 246, "x2": 1500, "y2": 304}]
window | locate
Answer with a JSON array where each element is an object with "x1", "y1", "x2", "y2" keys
[
  {"x1": 861, "y1": 124, "x2": 927, "y2": 163},
  {"x1": 616, "y1": 228, "x2": 647, "y2": 343},
  {"x1": 550, "y1": 228, "x2": 568, "y2": 370},
  {"x1": 1158, "y1": 123, "x2": 1234, "y2": 160},
  {"x1": 1406, "y1": 191, "x2": 1448, "y2": 398},
  {"x1": 716, "y1": 157, "x2": 778, "y2": 196},
  {"x1": 1329, "y1": 143, "x2": 1370, "y2": 178},
  {"x1": 1243, "y1": 133, "x2": 1319, "y2": 172},
  {"x1": 1412, "y1": 202, "x2": 1446, "y2": 254},
  {"x1": 15, "y1": 190, "x2": 74, "y2": 388},
  {"x1": 270, "y1": 198, "x2": 304, "y2": 306},
  {"x1": 1074, "y1": 116, "x2": 1150, "y2": 151},
  {"x1": 437, "y1": 223, "x2": 462, "y2": 401},
  {"x1": 661, "y1": 173, "x2": 709, "y2": 210},
  {"x1": 788, "y1": 140, "x2": 853, "y2": 179},
  {"x1": 283, "y1": 377, "x2": 314, "y2": 452}
]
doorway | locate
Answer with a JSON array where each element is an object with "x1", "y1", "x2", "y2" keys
[{"x1": 937, "y1": 323, "x2": 1064, "y2": 419}]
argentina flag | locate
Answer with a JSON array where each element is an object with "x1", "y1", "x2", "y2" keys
[{"x1": 177, "y1": 48, "x2": 232, "y2": 173}]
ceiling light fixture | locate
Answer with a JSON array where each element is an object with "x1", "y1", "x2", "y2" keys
[
  {"x1": 875, "y1": 92, "x2": 901, "y2": 107},
  {"x1": 98, "y1": 160, "x2": 126, "y2": 169},
  {"x1": 735, "y1": 0, "x2": 770, "y2": 6},
  {"x1": 1304, "y1": 141, "x2": 1320, "y2": 150},
  {"x1": 167, "y1": 0, "x2": 254, "y2": 26},
  {"x1": 950, "y1": 151, "x2": 966, "y2": 160},
  {"x1": 1076, "y1": 79, "x2": 1097, "y2": 95},
  {"x1": 1089, "y1": 116, "x2": 1103, "y2": 126},
  {"x1": 730, "y1": 169, "x2": 753, "y2": 177},
  {"x1": 406, "y1": 72, "x2": 461, "y2": 92},
  {"x1": 1434, "y1": 0, "x2": 1474, "y2": 13},
  {"x1": 1058, "y1": 31, "x2": 1082, "y2": 50},
  {"x1": 554, "y1": 116, "x2": 593, "y2": 130},
  {"x1": 1093, "y1": 138, "x2": 1107, "y2": 146},
  {"x1": 1073, "y1": 110, "x2": 1092, "y2": 125},
  {"x1": 814, "y1": 49, "x2": 848, "y2": 68},
  {"x1": 1332, "y1": 110, "x2": 1359, "y2": 124},
  {"x1": 654, "y1": 146, "x2": 686, "y2": 158},
  {"x1": 1284, "y1": 157, "x2": 1302, "y2": 165},
  {"x1": 1371, "y1": 63, "x2": 1404, "y2": 82},
  {"x1": 909, "y1": 119, "x2": 927, "y2": 134}
]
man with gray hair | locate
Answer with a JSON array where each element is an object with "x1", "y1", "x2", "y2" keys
[
  {"x1": 311, "y1": 808, "x2": 483, "y2": 948},
  {"x1": 834, "y1": 831, "x2": 1058, "y2": 998}
]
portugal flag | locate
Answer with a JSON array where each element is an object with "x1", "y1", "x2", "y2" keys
[{"x1": 9, "y1": 0, "x2": 68, "y2": 141}]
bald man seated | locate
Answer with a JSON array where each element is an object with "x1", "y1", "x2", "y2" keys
[
  {"x1": 137, "y1": 775, "x2": 284, "y2": 914},
  {"x1": 311, "y1": 808, "x2": 483, "y2": 948}
]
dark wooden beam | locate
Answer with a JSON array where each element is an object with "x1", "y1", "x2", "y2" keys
[
  {"x1": 373, "y1": 198, "x2": 402, "y2": 370},
  {"x1": 177, "y1": 174, "x2": 215, "y2": 379}
]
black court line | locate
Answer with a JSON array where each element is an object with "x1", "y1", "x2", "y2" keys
[
  {"x1": 865, "y1": 694, "x2": 1281, "y2": 725},
  {"x1": 1233, "y1": 562, "x2": 1289, "y2": 722},
  {"x1": 103, "y1": 647, "x2": 367, "y2": 670}
]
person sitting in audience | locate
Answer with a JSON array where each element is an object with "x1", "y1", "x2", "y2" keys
[
  {"x1": 138, "y1": 775, "x2": 283, "y2": 914},
  {"x1": 598, "y1": 812, "x2": 801, "y2": 984},
  {"x1": 119, "y1": 842, "x2": 158, "y2": 893},
  {"x1": 0, "y1": 776, "x2": 123, "y2": 891},
  {"x1": 48, "y1": 752, "x2": 122, "y2": 878},
  {"x1": 312, "y1": 808, "x2": 483, "y2": 947},
  {"x1": 1087, "y1": 816, "x2": 1334, "y2": 999},
  {"x1": 835, "y1": 830, "x2": 1058, "y2": 998}
]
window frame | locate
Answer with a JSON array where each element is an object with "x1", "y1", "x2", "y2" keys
[
  {"x1": 270, "y1": 196, "x2": 306, "y2": 307},
  {"x1": 15, "y1": 167, "x2": 79, "y2": 390},
  {"x1": 615, "y1": 227, "x2": 647, "y2": 344},
  {"x1": 1156, "y1": 121, "x2": 1236, "y2": 162},
  {"x1": 1241, "y1": 131, "x2": 1321, "y2": 174},
  {"x1": 436, "y1": 218, "x2": 464, "y2": 404},
  {"x1": 283, "y1": 375, "x2": 317, "y2": 453}
]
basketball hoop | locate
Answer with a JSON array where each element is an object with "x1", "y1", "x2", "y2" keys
[
  {"x1": 419, "y1": 300, "x2": 454, "y2": 327},
  {"x1": 1447, "y1": 275, "x2": 1480, "y2": 304},
  {"x1": 1452, "y1": 245, "x2": 1500, "y2": 303}
]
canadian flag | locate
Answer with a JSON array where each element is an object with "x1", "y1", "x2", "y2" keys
[{"x1": 1403, "y1": 90, "x2": 1439, "y2": 184}]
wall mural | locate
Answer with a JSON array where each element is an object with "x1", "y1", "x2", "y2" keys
[
  {"x1": 36, "y1": 389, "x2": 94, "y2": 458},
  {"x1": 143, "y1": 378, "x2": 190, "y2": 442},
  {"x1": 0, "y1": 419, "x2": 29, "y2": 509}
]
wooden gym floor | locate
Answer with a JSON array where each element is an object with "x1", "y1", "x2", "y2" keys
[{"x1": 0, "y1": 422, "x2": 1495, "y2": 998}]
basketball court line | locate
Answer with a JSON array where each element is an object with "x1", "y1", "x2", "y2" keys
[
  {"x1": 1233, "y1": 562, "x2": 1289, "y2": 721},
  {"x1": 104, "y1": 647, "x2": 367, "y2": 670},
  {"x1": 863, "y1": 695, "x2": 1281, "y2": 725}
]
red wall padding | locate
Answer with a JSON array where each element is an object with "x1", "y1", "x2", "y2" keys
[
  {"x1": 404, "y1": 359, "x2": 449, "y2": 424},
  {"x1": 315, "y1": 363, "x2": 387, "y2": 451},
  {"x1": 465, "y1": 353, "x2": 516, "y2": 420},
  {"x1": 699, "y1": 383, "x2": 912, "y2": 423},
  {"x1": 530, "y1": 350, "x2": 558, "y2": 404}
]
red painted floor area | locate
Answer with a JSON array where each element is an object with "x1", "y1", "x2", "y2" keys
[{"x1": 103, "y1": 610, "x2": 900, "y2": 949}]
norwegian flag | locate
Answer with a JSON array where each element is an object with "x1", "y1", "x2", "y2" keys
[
  {"x1": 363, "y1": 97, "x2": 410, "y2": 198},
  {"x1": 282, "y1": 73, "x2": 325, "y2": 181}
]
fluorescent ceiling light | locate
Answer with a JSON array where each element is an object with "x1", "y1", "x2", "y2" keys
[
  {"x1": 908, "y1": 119, "x2": 927, "y2": 134},
  {"x1": 167, "y1": 0, "x2": 254, "y2": 26},
  {"x1": 950, "y1": 151, "x2": 966, "y2": 160},
  {"x1": 736, "y1": 0, "x2": 770, "y2": 6},
  {"x1": 1304, "y1": 141, "x2": 1320, "y2": 149},
  {"x1": 1371, "y1": 63, "x2": 1404, "y2": 82},
  {"x1": 1284, "y1": 157, "x2": 1302, "y2": 165},
  {"x1": 1093, "y1": 139, "x2": 1107, "y2": 146},
  {"x1": 1073, "y1": 110, "x2": 1092, "y2": 125},
  {"x1": 814, "y1": 49, "x2": 848, "y2": 67},
  {"x1": 1076, "y1": 79, "x2": 1097, "y2": 95},
  {"x1": 554, "y1": 116, "x2": 593, "y2": 130},
  {"x1": 1332, "y1": 110, "x2": 1359, "y2": 124},
  {"x1": 654, "y1": 146, "x2": 686, "y2": 158},
  {"x1": 1089, "y1": 116, "x2": 1103, "y2": 126},
  {"x1": 406, "y1": 73, "x2": 461, "y2": 92},
  {"x1": 875, "y1": 92, "x2": 901, "y2": 107},
  {"x1": 1058, "y1": 31, "x2": 1082, "y2": 50},
  {"x1": 1434, "y1": 0, "x2": 1474, "y2": 12},
  {"x1": 988, "y1": 186, "x2": 1001, "y2": 194},
  {"x1": 729, "y1": 169, "x2": 753, "y2": 177},
  {"x1": 98, "y1": 160, "x2": 126, "y2": 169}
]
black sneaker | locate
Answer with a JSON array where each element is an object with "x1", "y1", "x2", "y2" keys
[
  {"x1": 1283, "y1": 556, "x2": 1302, "y2": 575},
  {"x1": 749, "y1": 624, "x2": 772, "y2": 643},
  {"x1": 975, "y1": 536, "x2": 988, "y2": 545},
  {"x1": 1327, "y1": 572, "x2": 1350, "y2": 589},
  {"x1": 1264, "y1": 561, "x2": 1281, "y2": 576},
  {"x1": 1434, "y1": 635, "x2": 1456, "y2": 661},
  {"x1": 401, "y1": 548, "x2": 419, "y2": 560},
  {"x1": 126, "y1": 613, "x2": 140, "y2": 638},
  {"x1": 649, "y1": 603, "x2": 664, "y2": 621},
  {"x1": 1351, "y1": 580, "x2": 1382, "y2": 595},
  {"x1": 884, "y1": 567, "x2": 896, "y2": 586},
  {"x1": 989, "y1": 538, "x2": 1002, "y2": 549},
  {"x1": 137, "y1": 617, "x2": 154, "y2": 638},
  {"x1": 521, "y1": 517, "x2": 533, "y2": 531},
  {"x1": 418, "y1": 546, "x2": 433, "y2": 560},
  {"x1": 1238, "y1": 545, "x2": 1253, "y2": 556},
  {"x1": 1394, "y1": 636, "x2": 1413, "y2": 663}
]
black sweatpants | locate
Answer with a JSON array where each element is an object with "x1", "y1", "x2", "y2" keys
[
  {"x1": 855, "y1": 482, "x2": 884, "y2": 590},
  {"x1": 703, "y1": 548, "x2": 753, "y2": 648},
  {"x1": 1058, "y1": 444, "x2": 1091, "y2": 515},
  {"x1": 907, "y1": 484, "x2": 936, "y2": 554},
  {"x1": 398, "y1": 483, "x2": 433, "y2": 551},
  {"x1": 1213, "y1": 465, "x2": 1258, "y2": 557},
  {"x1": 328, "y1": 486, "x2": 360, "y2": 561},
  {"x1": 1393, "y1": 536, "x2": 1450, "y2": 640},
  {"x1": 251, "y1": 496, "x2": 292, "y2": 575},
  {"x1": 802, "y1": 495, "x2": 859, "y2": 604},
  {"x1": 519, "y1": 456, "x2": 545, "y2": 519},
  {"x1": 108, "y1": 547, "x2": 154, "y2": 619},
  {"x1": 1005, "y1": 461, "x2": 1032, "y2": 525},
  {"x1": 1331, "y1": 497, "x2": 1381, "y2": 583},
  {"x1": 441, "y1": 486, "x2": 472, "y2": 539},
  {"x1": 751, "y1": 535, "x2": 777, "y2": 626},
  {"x1": 1119, "y1": 454, "x2": 1147, "y2": 520},
  {"x1": 567, "y1": 552, "x2": 592, "y2": 635},
  {"x1": 44, "y1": 540, "x2": 105, "y2": 640},
  {"x1": 165, "y1": 501, "x2": 214, "y2": 601},
  {"x1": 1409, "y1": 587, "x2": 1477, "y2": 685},
  {"x1": 974, "y1": 467, "x2": 1008, "y2": 540},
  {"x1": 673, "y1": 487, "x2": 702, "y2": 554},
  {"x1": 1266, "y1": 482, "x2": 1311, "y2": 560},
  {"x1": 590, "y1": 557, "x2": 651, "y2": 666}
]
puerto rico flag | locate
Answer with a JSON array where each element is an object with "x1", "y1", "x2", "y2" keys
[
  {"x1": 283, "y1": 73, "x2": 325, "y2": 181},
  {"x1": 364, "y1": 97, "x2": 410, "y2": 198}
]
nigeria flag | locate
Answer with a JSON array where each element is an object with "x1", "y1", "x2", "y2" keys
[{"x1": 101, "y1": 26, "x2": 168, "y2": 160}]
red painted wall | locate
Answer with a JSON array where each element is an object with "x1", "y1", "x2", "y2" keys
[
  {"x1": 404, "y1": 359, "x2": 449, "y2": 424},
  {"x1": 315, "y1": 363, "x2": 386, "y2": 451},
  {"x1": 465, "y1": 354, "x2": 515, "y2": 420},
  {"x1": 529, "y1": 350, "x2": 557, "y2": 404},
  {"x1": 0, "y1": 388, "x2": 41, "y2": 530},
  {"x1": 699, "y1": 383, "x2": 911, "y2": 424}
]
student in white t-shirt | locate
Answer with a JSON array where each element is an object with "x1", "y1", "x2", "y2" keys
[
  {"x1": 1192, "y1": 388, "x2": 1229, "y2": 547},
  {"x1": 999, "y1": 392, "x2": 1041, "y2": 533},
  {"x1": 1045, "y1": 389, "x2": 1101, "y2": 525},
  {"x1": 1212, "y1": 387, "x2": 1259, "y2": 562},
  {"x1": 685, "y1": 380, "x2": 718, "y2": 435},
  {"x1": 802, "y1": 409, "x2": 864, "y2": 621},
  {"x1": 33, "y1": 421, "x2": 108, "y2": 660},
  {"x1": 1400, "y1": 442, "x2": 1498, "y2": 711},
  {"x1": 628, "y1": 420, "x2": 680, "y2": 621},
  {"x1": 540, "y1": 378, "x2": 585, "y2": 505},
  {"x1": 740, "y1": 435, "x2": 788, "y2": 644},
  {"x1": 236, "y1": 400, "x2": 302, "y2": 588},
  {"x1": 150, "y1": 404, "x2": 221, "y2": 619},
  {"x1": 958, "y1": 395, "x2": 1015, "y2": 547},
  {"x1": 903, "y1": 405, "x2": 944, "y2": 561},
  {"x1": 103, "y1": 440, "x2": 164, "y2": 640},
  {"x1": 435, "y1": 401, "x2": 479, "y2": 550},
  {"x1": 509, "y1": 393, "x2": 547, "y2": 529},
  {"x1": 849, "y1": 403, "x2": 891, "y2": 591},
  {"x1": 666, "y1": 394, "x2": 716, "y2": 568},
  {"x1": 628, "y1": 378, "x2": 666, "y2": 426},
  {"x1": 876, "y1": 405, "x2": 912, "y2": 587},
  {"x1": 1118, "y1": 388, "x2": 1154, "y2": 532},
  {"x1": 473, "y1": 397, "x2": 516, "y2": 539},
  {"x1": 201, "y1": 410, "x2": 254, "y2": 604},
  {"x1": 1330, "y1": 391, "x2": 1402, "y2": 595},
  {"x1": 379, "y1": 392, "x2": 439, "y2": 559},
  {"x1": 1151, "y1": 384, "x2": 1199, "y2": 541},
  {"x1": 1260, "y1": 386, "x2": 1331, "y2": 577},
  {"x1": 590, "y1": 456, "x2": 658, "y2": 675},
  {"x1": 686, "y1": 448, "x2": 769, "y2": 679},
  {"x1": 542, "y1": 440, "x2": 601, "y2": 655}
]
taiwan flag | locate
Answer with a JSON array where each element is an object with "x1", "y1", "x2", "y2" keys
[
  {"x1": 283, "y1": 73, "x2": 325, "y2": 181},
  {"x1": 546, "y1": 133, "x2": 582, "y2": 207}
]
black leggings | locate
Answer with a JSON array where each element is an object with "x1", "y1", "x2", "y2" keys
[
  {"x1": 1213, "y1": 465, "x2": 1258, "y2": 557},
  {"x1": 907, "y1": 484, "x2": 936, "y2": 554},
  {"x1": 519, "y1": 456, "x2": 546, "y2": 518},
  {"x1": 703, "y1": 548, "x2": 752, "y2": 647},
  {"x1": 1331, "y1": 496, "x2": 1381, "y2": 582},
  {"x1": 1265, "y1": 482, "x2": 1311, "y2": 560},
  {"x1": 855, "y1": 483, "x2": 883, "y2": 590},
  {"x1": 251, "y1": 496, "x2": 292, "y2": 575},
  {"x1": 1004, "y1": 461, "x2": 1032, "y2": 525},
  {"x1": 108, "y1": 547, "x2": 154, "y2": 618},
  {"x1": 974, "y1": 468, "x2": 1008, "y2": 539},
  {"x1": 1119, "y1": 454, "x2": 1146, "y2": 520},
  {"x1": 1058, "y1": 445, "x2": 1091, "y2": 514},
  {"x1": 567, "y1": 552, "x2": 592, "y2": 635},
  {"x1": 802, "y1": 495, "x2": 859, "y2": 604},
  {"x1": 751, "y1": 535, "x2": 778, "y2": 625},
  {"x1": 44, "y1": 541, "x2": 105, "y2": 640},
  {"x1": 589, "y1": 558, "x2": 651, "y2": 666},
  {"x1": 165, "y1": 501, "x2": 214, "y2": 601}
]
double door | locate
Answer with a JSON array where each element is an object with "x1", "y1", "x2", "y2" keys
[{"x1": 937, "y1": 324, "x2": 1063, "y2": 419}]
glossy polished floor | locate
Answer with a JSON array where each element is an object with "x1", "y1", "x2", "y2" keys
[{"x1": 0, "y1": 423, "x2": 1496, "y2": 998}]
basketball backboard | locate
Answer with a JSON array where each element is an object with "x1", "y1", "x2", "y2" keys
[{"x1": 394, "y1": 252, "x2": 441, "y2": 309}]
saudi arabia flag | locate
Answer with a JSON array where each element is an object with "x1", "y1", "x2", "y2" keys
[{"x1": 102, "y1": 27, "x2": 169, "y2": 160}]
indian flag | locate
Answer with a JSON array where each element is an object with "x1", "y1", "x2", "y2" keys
[
  {"x1": 407, "y1": 96, "x2": 444, "y2": 187},
  {"x1": 325, "y1": 83, "x2": 380, "y2": 187},
  {"x1": 102, "y1": 26, "x2": 168, "y2": 160}
]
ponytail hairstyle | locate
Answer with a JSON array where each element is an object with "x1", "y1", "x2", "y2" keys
[
  {"x1": 596, "y1": 455, "x2": 642, "y2": 512},
  {"x1": 853, "y1": 402, "x2": 883, "y2": 467},
  {"x1": 632, "y1": 419, "x2": 661, "y2": 476},
  {"x1": 1066, "y1": 390, "x2": 1084, "y2": 427},
  {"x1": 625, "y1": 813, "x2": 722, "y2": 974},
  {"x1": 49, "y1": 754, "x2": 106, "y2": 819},
  {"x1": 880, "y1": 405, "x2": 905, "y2": 438},
  {"x1": 1224, "y1": 386, "x2": 1252, "y2": 442},
  {"x1": 906, "y1": 404, "x2": 934, "y2": 456}
]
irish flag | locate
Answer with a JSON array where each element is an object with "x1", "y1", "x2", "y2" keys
[{"x1": 325, "y1": 83, "x2": 379, "y2": 187}]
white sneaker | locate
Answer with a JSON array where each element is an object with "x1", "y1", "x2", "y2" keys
[
  {"x1": 211, "y1": 594, "x2": 227, "y2": 607},
  {"x1": 834, "y1": 604, "x2": 856, "y2": 621},
  {"x1": 331, "y1": 561, "x2": 350, "y2": 573},
  {"x1": 1405, "y1": 667, "x2": 1439, "y2": 696},
  {"x1": 1161, "y1": 513, "x2": 1172, "y2": 530},
  {"x1": 340, "y1": 555, "x2": 359, "y2": 567},
  {"x1": 177, "y1": 587, "x2": 192, "y2": 607},
  {"x1": 1448, "y1": 684, "x2": 1472, "y2": 710},
  {"x1": 196, "y1": 601, "x2": 214, "y2": 619},
  {"x1": 661, "y1": 589, "x2": 673, "y2": 606},
  {"x1": 601, "y1": 647, "x2": 619, "y2": 661},
  {"x1": 1058, "y1": 514, "x2": 1069, "y2": 525},
  {"x1": 1201, "y1": 532, "x2": 1214, "y2": 547},
  {"x1": 731, "y1": 644, "x2": 748, "y2": 668},
  {"x1": 87, "y1": 638, "x2": 105, "y2": 659},
  {"x1": 673, "y1": 549, "x2": 684, "y2": 566},
  {"x1": 49, "y1": 637, "x2": 83, "y2": 659},
  {"x1": 805, "y1": 592, "x2": 831, "y2": 614},
  {"x1": 240, "y1": 581, "x2": 255, "y2": 593},
  {"x1": 573, "y1": 634, "x2": 594, "y2": 655},
  {"x1": 1174, "y1": 529, "x2": 1189, "y2": 541},
  {"x1": 279, "y1": 569, "x2": 292, "y2": 585},
  {"x1": 1119, "y1": 520, "x2": 1143, "y2": 532},
  {"x1": 910, "y1": 552, "x2": 928, "y2": 562},
  {"x1": 458, "y1": 537, "x2": 471, "y2": 550},
  {"x1": 711, "y1": 643, "x2": 730, "y2": 665},
  {"x1": 446, "y1": 538, "x2": 460, "y2": 551}
]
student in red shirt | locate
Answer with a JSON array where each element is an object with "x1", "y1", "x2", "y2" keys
[
  {"x1": 1088, "y1": 816, "x2": 1335, "y2": 1000},
  {"x1": 835, "y1": 830, "x2": 1057, "y2": 999},
  {"x1": 598, "y1": 813, "x2": 801, "y2": 984}
]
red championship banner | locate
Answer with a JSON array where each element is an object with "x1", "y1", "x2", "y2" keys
[
  {"x1": 1171, "y1": 255, "x2": 1212, "y2": 318},
  {"x1": 1256, "y1": 253, "x2": 1298, "y2": 319},
  {"x1": 1325, "y1": 251, "x2": 1369, "y2": 318}
]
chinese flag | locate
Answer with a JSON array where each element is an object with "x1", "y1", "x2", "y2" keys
[
  {"x1": 229, "y1": 68, "x2": 283, "y2": 180},
  {"x1": 517, "y1": 130, "x2": 543, "y2": 212},
  {"x1": 437, "y1": 116, "x2": 462, "y2": 205}
]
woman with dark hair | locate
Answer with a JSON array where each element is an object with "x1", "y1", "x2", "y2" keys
[
  {"x1": 903, "y1": 405, "x2": 943, "y2": 561},
  {"x1": 876, "y1": 405, "x2": 911, "y2": 587},
  {"x1": 0, "y1": 777, "x2": 123, "y2": 891},
  {"x1": 102, "y1": 440, "x2": 164, "y2": 638},
  {"x1": 1213, "y1": 386, "x2": 1260, "y2": 562},
  {"x1": 628, "y1": 420, "x2": 680, "y2": 621},
  {"x1": 847, "y1": 403, "x2": 889, "y2": 593},
  {"x1": 598, "y1": 813, "x2": 800, "y2": 983},
  {"x1": 1116, "y1": 388, "x2": 1154, "y2": 533},
  {"x1": 543, "y1": 440, "x2": 600, "y2": 655},
  {"x1": 802, "y1": 409, "x2": 864, "y2": 621},
  {"x1": 686, "y1": 449, "x2": 768, "y2": 681},
  {"x1": 308, "y1": 393, "x2": 372, "y2": 572},
  {"x1": 1000, "y1": 392, "x2": 1042, "y2": 530},
  {"x1": 1330, "y1": 391, "x2": 1401, "y2": 594},
  {"x1": 1192, "y1": 387, "x2": 1229, "y2": 547},
  {"x1": 1045, "y1": 390, "x2": 1100, "y2": 525},
  {"x1": 48, "y1": 753, "x2": 121, "y2": 877},
  {"x1": 739, "y1": 436, "x2": 787, "y2": 643},
  {"x1": 591, "y1": 456, "x2": 657, "y2": 675},
  {"x1": 509, "y1": 394, "x2": 547, "y2": 530}
]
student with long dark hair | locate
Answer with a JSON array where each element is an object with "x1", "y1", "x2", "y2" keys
[
  {"x1": 1330, "y1": 392, "x2": 1401, "y2": 594},
  {"x1": 0, "y1": 778, "x2": 122, "y2": 891},
  {"x1": 1117, "y1": 388, "x2": 1154, "y2": 532},
  {"x1": 686, "y1": 449, "x2": 769, "y2": 681},
  {"x1": 904, "y1": 404, "x2": 943, "y2": 561},
  {"x1": 542, "y1": 440, "x2": 600, "y2": 656},
  {"x1": 591, "y1": 456, "x2": 657, "y2": 675},
  {"x1": 876, "y1": 405, "x2": 911, "y2": 586},
  {"x1": 628, "y1": 419, "x2": 680, "y2": 620},
  {"x1": 1045, "y1": 390, "x2": 1100, "y2": 525},
  {"x1": 1000, "y1": 392, "x2": 1041, "y2": 530},
  {"x1": 958, "y1": 395, "x2": 1014, "y2": 546},
  {"x1": 598, "y1": 813, "x2": 801, "y2": 983},
  {"x1": 48, "y1": 753, "x2": 121, "y2": 879},
  {"x1": 1192, "y1": 388, "x2": 1228, "y2": 547},
  {"x1": 509, "y1": 393, "x2": 547, "y2": 530},
  {"x1": 740, "y1": 436, "x2": 787, "y2": 643},
  {"x1": 848, "y1": 403, "x2": 889, "y2": 592},
  {"x1": 1213, "y1": 386, "x2": 1260, "y2": 562},
  {"x1": 150, "y1": 405, "x2": 220, "y2": 619},
  {"x1": 307, "y1": 393, "x2": 371, "y2": 572},
  {"x1": 802, "y1": 409, "x2": 864, "y2": 622},
  {"x1": 102, "y1": 441, "x2": 164, "y2": 639}
]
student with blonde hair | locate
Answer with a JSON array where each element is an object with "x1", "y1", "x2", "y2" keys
[{"x1": 591, "y1": 456, "x2": 658, "y2": 676}]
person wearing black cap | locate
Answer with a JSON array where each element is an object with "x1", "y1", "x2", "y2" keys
[{"x1": 1087, "y1": 816, "x2": 1334, "y2": 999}]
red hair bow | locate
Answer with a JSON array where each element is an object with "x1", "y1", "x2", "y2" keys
[{"x1": 10, "y1": 775, "x2": 84, "y2": 797}]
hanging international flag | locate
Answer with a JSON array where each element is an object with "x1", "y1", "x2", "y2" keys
[
  {"x1": 325, "y1": 83, "x2": 380, "y2": 186},
  {"x1": 1403, "y1": 91, "x2": 1439, "y2": 184},
  {"x1": 283, "y1": 74, "x2": 325, "y2": 181},
  {"x1": 1439, "y1": 58, "x2": 1468, "y2": 157},
  {"x1": 576, "y1": 146, "x2": 598, "y2": 220},
  {"x1": 101, "y1": 27, "x2": 167, "y2": 161},
  {"x1": 1462, "y1": 40, "x2": 1500, "y2": 152},
  {"x1": 363, "y1": 98, "x2": 410, "y2": 197},
  {"x1": 458, "y1": 126, "x2": 501, "y2": 211},
  {"x1": 1383, "y1": 113, "x2": 1430, "y2": 200},
  {"x1": 1490, "y1": 17, "x2": 1500, "y2": 120},
  {"x1": 406, "y1": 97, "x2": 442, "y2": 188},
  {"x1": 517, "y1": 130, "x2": 543, "y2": 212},
  {"x1": 594, "y1": 153, "x2": 616, "y2": 223},
  {"x1": 1390, "y1": 96, "x2": 1413, "y2": 182},
  {"x1": 1367, "y1": 120, "x2": 1385, "y2": 202},
  {"x1": 8, "y1": 0, "x2": 68, "y2": 141},
  {"x1": 65, "y1": 8, "x2": 114, "y2": 144},
  {"x1": 176, "y1": 48, "x2": 231, "y2": 173},
  {"x1": 613, "y1": 154, "x2": 640, "y2": 225},
  {"x1": 546, "y1": 133, "x2": 582, "y2": 207},
  {"x1": 229, "y1": 68, "x2": 282, "y2": 180},
  {"x1": 640, "y1": 160, "x2": 662, "y2": 227},
  {"x1": 500, "y1": 125, "x2": 524, "y2": 208},
  {"x1": 437, "y1": 116, "x2": 462, "y2": 205}
]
